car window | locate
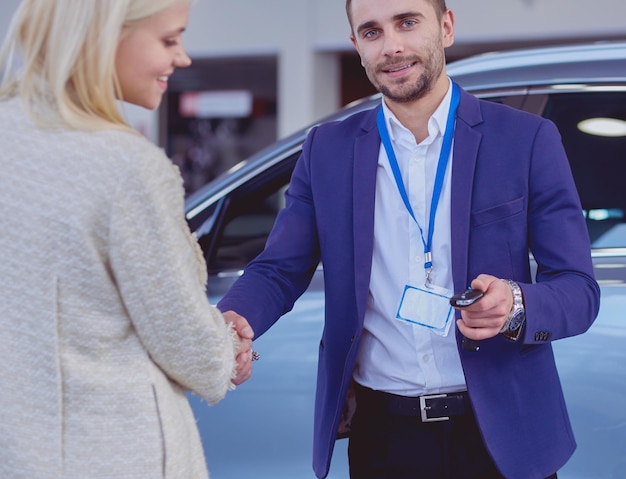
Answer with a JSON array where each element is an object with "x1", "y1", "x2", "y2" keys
[
  {"x1": 211, "y1": 186, "x2": 285, "y2": 272},
  {"x1": 539, "y1": 90, "x2": 626, "y2": 248},
  {"x1": 200, "y1": 153, "x2": 297, "y2": 274},
  {"x1": 477, "y1": 87, "x2": 626, "y2": 248},
  {"x1": 198, "y1": 87, "x2": 626, "y2": 277}
]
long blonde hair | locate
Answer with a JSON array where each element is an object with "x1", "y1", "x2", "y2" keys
[{"x1": 0, "y1": 0, "x2": 190, "y2": 131}]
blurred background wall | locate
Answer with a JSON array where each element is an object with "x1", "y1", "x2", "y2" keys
[{"x1": 2, "y1": 0, "x2": 625, "y2": 192}]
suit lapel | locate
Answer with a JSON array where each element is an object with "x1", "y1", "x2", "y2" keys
[
  {"x1": 450, "y1": 89, "x2": 483, "y2": 293},
  {"x1": 352, "y1": 107, "x2": 380, "y2": 323}
]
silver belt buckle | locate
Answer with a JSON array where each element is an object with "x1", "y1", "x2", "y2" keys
[{"x1": 419, "y1": 393, "x2": 449, "y2": 422}]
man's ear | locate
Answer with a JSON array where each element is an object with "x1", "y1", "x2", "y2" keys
[{"x1": 442, "y1": 10, "x2": 455, "y2": 49}]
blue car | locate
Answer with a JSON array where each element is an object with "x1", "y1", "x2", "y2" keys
[{"x1": 185, "y1": 41, "x2": 626, "y2": 478}]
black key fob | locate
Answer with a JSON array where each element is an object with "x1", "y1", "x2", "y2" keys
[{"x1": 450, "y1": 289, "x2": 484, "y2": 308}]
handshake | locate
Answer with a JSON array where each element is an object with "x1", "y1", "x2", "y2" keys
[{"x1": 223, "y1": 310, "x2": 256, "y2": 386}]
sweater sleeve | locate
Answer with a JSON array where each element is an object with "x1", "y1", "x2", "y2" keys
[{"x1": 107, "y1": 143, "x2": 237, "y2": 404}]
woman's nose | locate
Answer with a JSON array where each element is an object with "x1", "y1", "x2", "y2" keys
[{"x1": 175, "y1": 50, "x2": 192, "y2": 68}]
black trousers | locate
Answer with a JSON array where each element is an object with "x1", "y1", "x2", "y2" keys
[{"x1": 348, "y1": 386, "x2": 558, "y2": 479}]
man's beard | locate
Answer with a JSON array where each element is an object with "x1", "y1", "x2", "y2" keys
[
  {"x1": 366, "y1": 52, "x2": 444, "y2": 103},
  {"x1": 378, "y1": 71, "x2": 434, "y2": 103}
]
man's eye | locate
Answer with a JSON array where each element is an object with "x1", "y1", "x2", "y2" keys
[
  {"x1": 363, "y1": 30, "x2": 378, "y2": 40},
  {"x1": 164, "y1": 38, "x2": 178, "y2": 47},
  {"x1": 402, "y1": 19, "x2": 417, "y2": 28}
]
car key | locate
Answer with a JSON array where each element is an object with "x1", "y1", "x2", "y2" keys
[
  {"x1": 450, "y1": 288, "x2": 484, "y2": 308},
  {"x1": 450, "y1": 288, "x2": 484, "y2": 352}
]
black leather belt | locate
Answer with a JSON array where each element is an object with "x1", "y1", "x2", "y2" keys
[{"x1": 354, "y1": 383, "x2": 470, "y2": 422}]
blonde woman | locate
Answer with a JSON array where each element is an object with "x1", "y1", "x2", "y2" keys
[{"x1": 0, "y1": 1, "x2": 253, "y2": 477}]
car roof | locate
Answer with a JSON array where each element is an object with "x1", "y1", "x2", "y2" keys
[
  {"x1": 185, "y1": 41, "x2": 626, "y2": 220},
  {"x1": 446, "y1": 41, "x2": 626, "y2": 91}
]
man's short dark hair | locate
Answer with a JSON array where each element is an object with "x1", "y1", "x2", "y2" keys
[{"x1": 346, "y1": 0, "x2": 448, "y2": 30}]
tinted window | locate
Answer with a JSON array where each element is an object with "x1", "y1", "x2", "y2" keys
[
  {"x1": 199, "y1": 153, "x2": 298, "y2": 273},
  {"x1": 198, "y1": 88, "x2": 626, "y2": 276},
  {"x1": 541, "y1": 91, "x2": 626, "y2": 247}
]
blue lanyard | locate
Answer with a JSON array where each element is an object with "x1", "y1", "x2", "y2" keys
[{"x1": 376, "y1": 82, "x2": 460, "y2": 284}]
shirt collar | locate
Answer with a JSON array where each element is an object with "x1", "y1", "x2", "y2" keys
[{"x1": 381, "y1": 77, "x2": 453, "y2": 148}]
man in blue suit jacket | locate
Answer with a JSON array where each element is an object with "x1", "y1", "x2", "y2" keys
[{"x1": 219, "y1": 0, "x2": 600, "y2": 477}]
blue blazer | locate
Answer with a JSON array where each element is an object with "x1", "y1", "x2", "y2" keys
[{"x1": 218, "y1": 86, "x2": 600, "y2": 479}]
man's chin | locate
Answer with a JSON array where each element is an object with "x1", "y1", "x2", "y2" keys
[{"x1": 379, "y1": 85, "x2": 428, "y2": 104}]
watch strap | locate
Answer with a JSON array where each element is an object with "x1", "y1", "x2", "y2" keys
[{"x1": 500, "y1": 279, "x2": 525, "y2": 340}]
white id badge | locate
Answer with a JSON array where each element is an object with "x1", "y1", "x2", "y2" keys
[{"x1": 396, "y1": 284, "x2": 454, "y2": 336}]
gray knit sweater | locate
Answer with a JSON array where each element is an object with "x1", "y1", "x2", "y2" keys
[{"x1": 0, "y1": 96, "x2": 237, "y2": 478}]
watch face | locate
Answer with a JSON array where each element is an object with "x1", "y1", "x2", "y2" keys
[{"x1": 508, "y1": 310, "x2": 525, "y2": 331}]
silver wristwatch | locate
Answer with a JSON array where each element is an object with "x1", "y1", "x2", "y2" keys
[{"x1": 500, "y1": 279, "x2": 525, "y2": 340}]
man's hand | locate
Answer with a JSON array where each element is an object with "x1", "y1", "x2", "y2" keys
[
  {"x1": 455, "y1": 274, "x2": 514, "y2": 341},
  {"x1": 223, "y1": 310, "x2": 255, "y2": 385}
]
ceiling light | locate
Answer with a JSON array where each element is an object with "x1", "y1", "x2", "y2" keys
[{"x1": 577, "y1": 117, "x2": 626, "y2": 137}]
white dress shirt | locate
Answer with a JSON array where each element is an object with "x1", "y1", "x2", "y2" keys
[{"x1": 353, "y1": 80, "x2": 466, "y2": 396}]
